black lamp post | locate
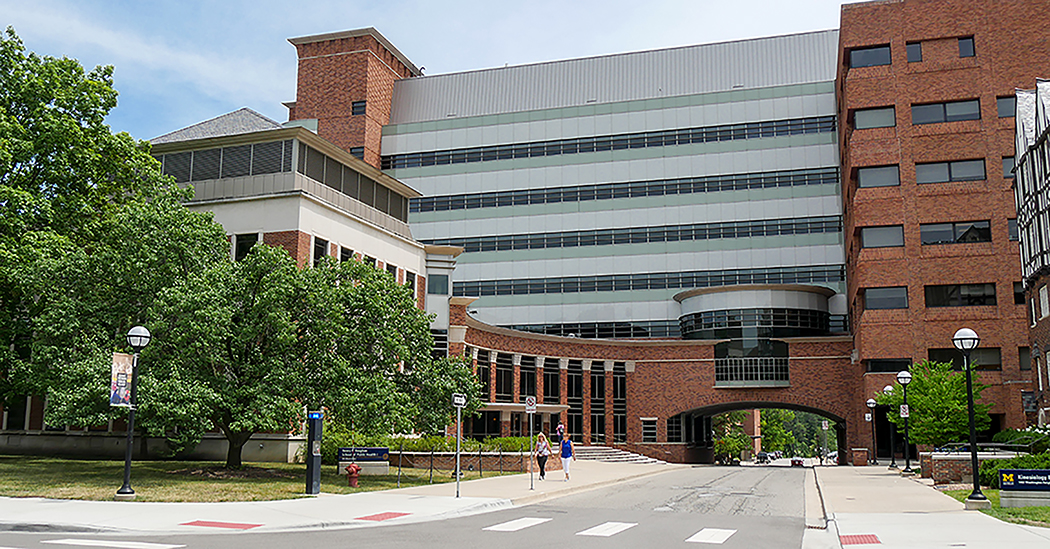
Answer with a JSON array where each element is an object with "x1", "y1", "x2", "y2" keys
[
  {"x1": 116, "y1": 326, "x2": 150, "y2": 500},
  {"x1": 884, "y1": 384, "x2": 897, "y2": 469},
  {"x1": 897, "y1": 370, "x2": 913, "y2": 474},
  {"x1": 952, "y1": 327, "x2": 987, "y2": 506},
  {"x1": 866, "y1": 398, "x2": 878, "y2": 465}
]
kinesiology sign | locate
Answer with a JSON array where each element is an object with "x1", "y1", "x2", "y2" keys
[{"x1": 1000, "y1": 469, "x2": 1050, "y2": 491}]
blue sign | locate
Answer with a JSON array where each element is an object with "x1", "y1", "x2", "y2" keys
[
  {"x1": 338, "y1": 447, "x2": 389, "y2": 462},
  {"x1": 307, "y1": 411, "x2": 323, "y2": 420},
  {"x1": 1000, "y1": 469, "x2": 1050, "y2": 491}
]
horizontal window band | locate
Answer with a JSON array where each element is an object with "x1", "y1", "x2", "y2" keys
[
  {"x1": 452, "y1": 264, "x2": 844, "y2": 297},
  {"x1": 409, "y1": 167, "x2": 839, "y2": 214},
  {"x1": 382, "y1": 115, "x2": 836, "y2": 170},
  {"x1": 424, "y1": 215, "x2": 842, "y2": 254}
]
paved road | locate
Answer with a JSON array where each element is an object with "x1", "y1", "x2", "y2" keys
[{"x1": 0, "y1": 465, "x2": 807, "y2": 549}]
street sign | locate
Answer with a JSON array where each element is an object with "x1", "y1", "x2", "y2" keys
[
  {"x1": 821, "y1": 420, "x2": 829, "y2": 431},
  {"x1": 525, "y1": 395, "x2": 537, "y2": 414},
  {"x1": 307, "y1": 410, "x2": 323, "y2": 420},
  {"x1": 900, "y1": 404, "x2": 909, "y2": 418},
  {"x1": 864, "y1": 413, "x2": 872, "y2": 422},
  {"x1": 452, "y1": 393, "x2": 466, "y2": 407}
]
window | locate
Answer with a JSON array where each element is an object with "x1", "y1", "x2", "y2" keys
[
  {"x1": 850, "y1": 45, "x2": 891, "y2": 68},
  {"x1": 405, "y1": 271, "x2": 416, "y2": 295},
  {"x1": 861, "y1": 226, "x2": 904, "y2": 248},
  {"x1": 858, "y1": 165, "x2": 900, "y2": 188},
  {"x1": 340, "y1": 246, "x2": 354, "y2": 262},
  {"x1": 351, "y1": 101, "x2": 366, "y2": 116},
  {"x1": 925, "y1": 283, "x2": 996, "y2": 307},
  {"x1": 313, "y1": 237, "x2": 329, "y2": 267},
  {"x1": 906, "y1": 42, "x2": 922, "y2": 62},
  {"x1": 520, "y1": 357, "x2": 536, "y2": 397},
  {"x1": 428, "y1": 274, "x2": 449, "y2": 295},
  {"x1": 386, "y1": 263, "x2": 398, "y2": 279},
  {"x1": 543, "y1": 360, "x2": 560, "y2": 400},
  {"x1": 1021, "y1": 347, "x2": 1032, "y2": 371},
  {"x1": 864, "y1": 287, "x2": 908, "y2": 309},
  {"x1": 363, "y1": 255, "x2": 377, "y2": 268},
  {"x1": 1003, "y1": 156, "x2": 1015, "y2": 178},
  {"x1": 233, "y1": 233, "x2": 257, "y2": 261},
  {"x1": 919, "y1": 220, "x2": 991, "y2": 244},
  {"x1": 641, "y1": 419, "x2": 658, "y2": 443},
  {"x1": 911, "y1": 100, "x2": 980, "y2": 124},
  {"x1": 854, "y1": 107, "x2": 896, "y2": 129},
  {"x1": 915, "y1": 159, "x2": 985, "y2": 184},
  {"x1": 1008, "y1": 218, "x2": 1019, "y2": 241},
  {"x1": 958, "y1": 37, "x2": 975, "y2": 58},
  {"x1": 666, "y1": 415, "x2": 683, "y2": 443},
  {"x1": 998, "y1": 96, "x2": 1016, "y2": 118},
  {"x1": 349, "y1": 147, "x2": 364, "y2": 160},
  {"x1": 1015, "y1": 282, "x2": 1026, "y2": 305},
  {"x1": 866, "y1": 359, "x2": 911, "y2": 373},
  {"x1": 494, "y1": 354, "x2": 513, "y2": 402},
  {"x1": 1041, "y1": 285, "x2": 1049, "y2": 318},
  {"x1": 929, "y1": 348, "x2": 1001, "y2": 370}
]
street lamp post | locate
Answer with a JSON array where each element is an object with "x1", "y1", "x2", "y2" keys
[
  {"x1": 884, "y1": 385, "x2": 897, "y2": 469},
  {"x1": 116, "y1": 326, "x2": 151, "y2": 500},
  {"x1": 897, "y1": 370, "x2": 913, "y2": 475},
  {"x1": 866, "y1": 398, "x2": 878, "y2": 465},
  {"x1": 952, "y1": 327, "x2": 988, "y2": 508}
]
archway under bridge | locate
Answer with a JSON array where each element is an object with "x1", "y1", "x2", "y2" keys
[{"x1": 673, "y1": 401, "x2": 847, "y2": 465}]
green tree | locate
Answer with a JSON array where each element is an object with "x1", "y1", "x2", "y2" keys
[
  {"x1": 711, "y1": 411, "x2": 751, "y2": 464},
  {"x1": 0, "y1": 26, "x2": 229, "y2": 424},
  {"x1": 877, "y1": 360, "x2": 991, "y2": 447},
  {"x1": 758, "y1": 408, "x2": 797, "y2": 452}
]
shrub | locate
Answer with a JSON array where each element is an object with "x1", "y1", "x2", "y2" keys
[
  {"x1": 991, "y1": 427, "x2": 1050, "y2": 454},
  {"x1": 978, "y1": 452, "x2": 1050, "y2": 488}
]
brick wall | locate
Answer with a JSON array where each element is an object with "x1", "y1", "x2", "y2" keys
[{"x1": 838, "y1": 0, "x2": 1050, "y2": 432}]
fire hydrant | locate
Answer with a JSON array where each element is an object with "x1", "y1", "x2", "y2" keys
[{"x1": 345, "y1": 463, "x2": 362, "y2": 487}]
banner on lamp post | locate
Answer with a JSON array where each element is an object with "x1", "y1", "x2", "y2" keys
[{"x1": 110, "y1": 353, "x2": 134, "y2": 407}]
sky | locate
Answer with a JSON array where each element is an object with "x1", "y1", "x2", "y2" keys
[{"x1": 3, "y1": 0, "x2": 849, "y2": 141}]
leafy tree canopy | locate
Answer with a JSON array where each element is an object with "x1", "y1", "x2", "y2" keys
[{"x1": 877, "y1": 360, "x2": 991, "y2": 448}]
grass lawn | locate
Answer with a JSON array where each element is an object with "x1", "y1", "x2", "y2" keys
[
  {"x1": 944, "y1": 489, "x2": 1050, "y2": 528},
  {"x1": 0, "y1": 455, "x2": 515, "y2": 502}
]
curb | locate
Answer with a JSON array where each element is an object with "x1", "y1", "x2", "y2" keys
[{"x1": 807, "y1": 466, "x2": 831, "y2": 530}]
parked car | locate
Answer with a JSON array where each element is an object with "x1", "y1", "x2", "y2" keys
[
  {"x1": 755, "y1": 451, "x2": 769, "y2": 464},
  {"x1": 791, "y1": 456, "x2": 805, "y2": 467}
]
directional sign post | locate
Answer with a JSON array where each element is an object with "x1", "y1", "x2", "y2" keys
[
  {"x1": 452, "y1": 393, "x2": 466, "y2": 498},
  {"x1": 525, "y1": 396, "x2": 537, "y2": 490}
]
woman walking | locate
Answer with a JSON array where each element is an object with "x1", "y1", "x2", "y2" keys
[
  {"x1": 560, "y1": 432, "x2": 576, "y2": 481},
  {"x1": 534, "y1": 432, "x2": 552, "y2": 480}
]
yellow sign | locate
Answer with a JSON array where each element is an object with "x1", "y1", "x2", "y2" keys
[{"x1": 1002, "y1": 473, "x2": 1014, "y2": 483}]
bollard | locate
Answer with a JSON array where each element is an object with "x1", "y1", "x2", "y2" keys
[
  {"x1": 499, "y1": 443, "x2": 503, "y2": 474},
  {"x1": 429, "y1": 445, "x2": 434, "y2": 483},
  {"x1": 478, "y1": 445, "x2": 483, "y2": 478}
]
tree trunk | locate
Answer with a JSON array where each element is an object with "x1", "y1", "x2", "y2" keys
[{"x1": 224, "y1": 431, "x2": 253, "y2": 469}]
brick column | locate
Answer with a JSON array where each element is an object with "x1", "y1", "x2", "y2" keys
[
  {"x1": 604, "y1": 361, "x2": 615, "y2": 445},
  {"x1": 582, "y1": 359, "x2": 592, "y2": 445},
  {"x1": 512, "y1": 354, "x2": 521, "y2": 402},
  {"x1": 489, "y1": 354, "x2": 498, "y2": 403},
  {"x1": 535, "y1": 356, "x2": 546, "y2": 404},
  {"x1": 558, "y1": 358, "x2": 568, "y2": 431}
]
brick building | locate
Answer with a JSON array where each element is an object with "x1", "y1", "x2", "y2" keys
[
  {"x1": 838, "y1": 0, "x2": 1046, "y2": 459},
  {"x1": 5, "y1": 0, "x2": 1049, "y2": 465}
]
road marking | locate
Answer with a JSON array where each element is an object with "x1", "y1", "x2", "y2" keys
[
  {"x1": 355, "y1": 512, "x2": 411, "y2": 521},
  {"x1": 179, "y1": 520, "x2": 261, "y2": 530},
  {"x1": 576, "y1": 521, "x2": 637, "y2": 537},
  {"x1": 42, "y1": 541, "x2": 185, "y2": 549},
  {"x1": 483, "y1": 517, "x2": 552, "y2": 532},
  {"x1": 840, "y1": 534, "x2": 881, "y2": 545},
  {"x1": 686, "y1": 528, "x2": 737, "y2": 544}
]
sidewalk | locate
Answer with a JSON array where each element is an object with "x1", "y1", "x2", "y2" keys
[
  {"x1": 0, "y1": 460, "x2": 678, "y2": 535},
  {"x1": 805, "y1": 464, "x2": 1050, "y2": 549}
]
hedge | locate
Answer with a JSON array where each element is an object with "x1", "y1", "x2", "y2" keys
[{"x1": 978, "y1": 452, "x2": 1050, "y2": 488}]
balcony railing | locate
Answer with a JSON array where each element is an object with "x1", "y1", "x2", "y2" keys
[{"x1": 714, "y1": 357, "x2": 790, "y2": 387}]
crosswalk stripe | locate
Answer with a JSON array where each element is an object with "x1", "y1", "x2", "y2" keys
[
  {"x1": 42, "y1": 540, "x2": 185, "y2": 549},
  {"x1": 576, "y1": 521, "x2": 638, "y2": 537},
  {"x1": 483, "y1": 517, "x2": 552, "y2": 532},
  {"x1": 685, "y1": 528, "x2": 737, "y2": 544}
]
